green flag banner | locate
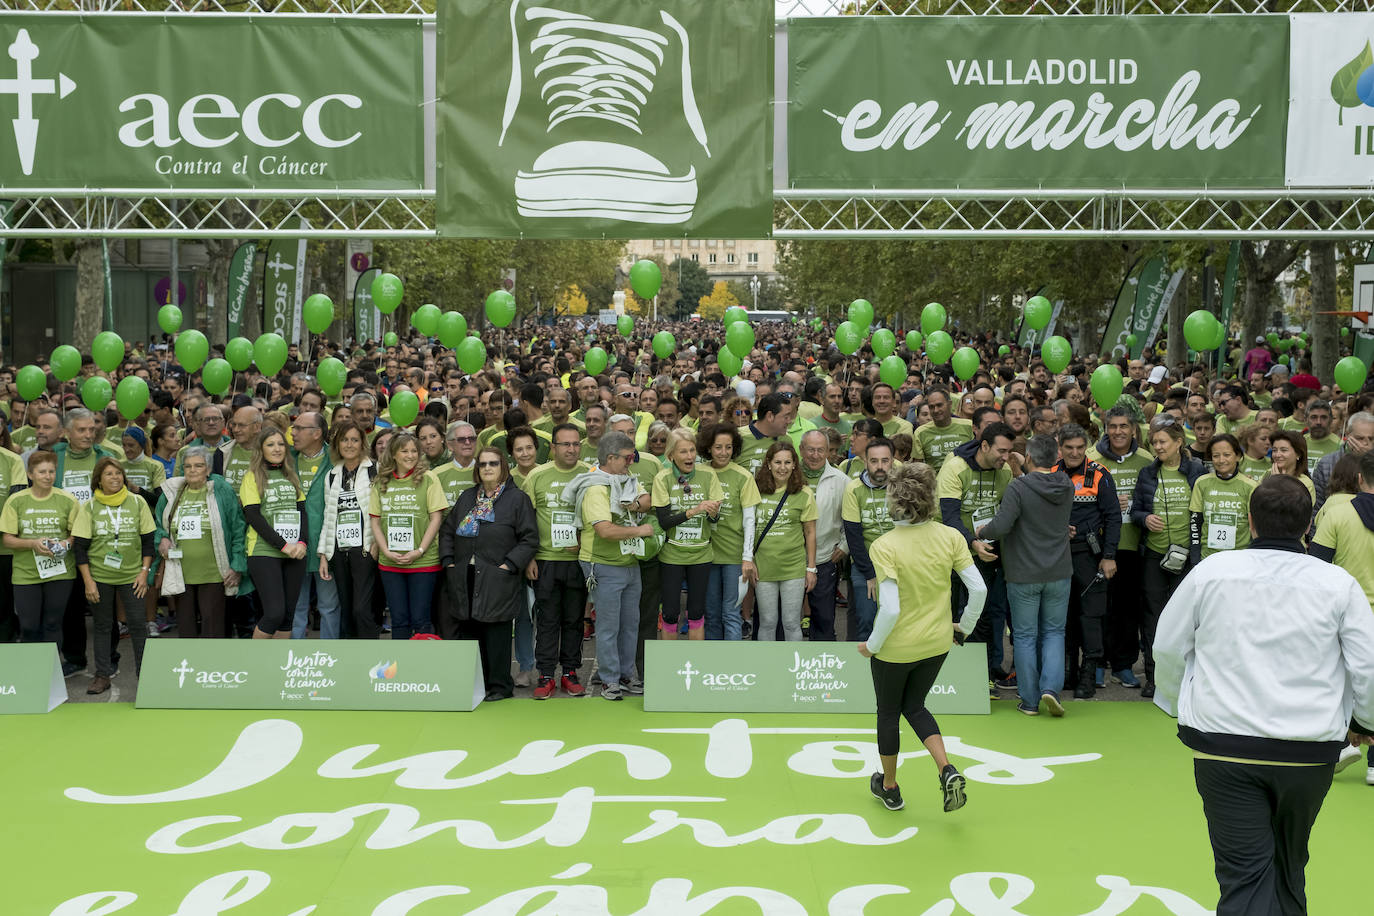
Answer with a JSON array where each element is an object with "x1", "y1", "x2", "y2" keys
[
  {"x1": 262, "y1": 232, "x2": 306, "y2": 345},
  {"x1": 1130, "y1": 256, "x2": 1185, "y2": 359},
  {"x1": 644, "y1": 642, "x2": 989, "y2": 715},
  {"x1": 788, "y1": 16, "x2": 1288, "y2": 190},
  {"x1": 437, "y1": 0, "x2": 773, "y2": 238},
  {"x1": 136, "y1": 640, "x2": 485, "y2": 711},
  {"x1": 1100, "y1": 258, "x2": 1145, "y2": 359},
  {"x1": 225, "y1": 242, "x2": 257, "y2": 340},
  {"x1": 0, "y1": 644, "x2": 66, "y2": 714},
  {"x1": 0, "y1": 15, "x2": 423, "y2": 191},
  {"x1": 354, "y1": 266, "x2": 380, "y2": 344}
]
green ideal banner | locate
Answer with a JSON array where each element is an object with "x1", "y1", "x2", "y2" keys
[
  {"x1": 1100, "y1": 258, "x2": 1145, "y2": 359},
  {"x1": 0, "y1": 14, "x2": 423, "y2": 190},
  {"x1": 136, "y1": 640, "x2": 485, "y2": 711},
  {"x1": 354, "y1": 266, "x2": 380, "y2": 345},
  {"x1": 437, "y1": 0, "x2": 774, "y2": 238},
  {"x1": 0, "y1": 644, "x2": 66, "y2": 714},
  {"x1": 262, "y1": 233, "x2": 306, "y2": 345},
  {"x1": 225, "y1": 242, "x2": 257, "y2": 340},
  {"x1": 1131, "y1": 256, "x2": 1185, "y2": 359},
  {"x1": 645, "y1": 642, "x2": 989, "y2": 714},
  {"x1": 788, "y1": 15, "x2": 1288, "y2": 189}
]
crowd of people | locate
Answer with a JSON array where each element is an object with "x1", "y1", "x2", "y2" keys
[{"x1": 0, "y1": 319, "x2": 1369, "y2": 762}]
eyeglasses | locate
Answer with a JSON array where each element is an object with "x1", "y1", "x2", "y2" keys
[
  {"x1": 733, "y1": 409, "x2": 750, "y2": 416},
  {"x1": 555, "y1": 440, "x2": 580, "y2": 448},
  {"x1": 291, "y1": 425, "x2": 319, "y2": 432},
  {"x1": 477, "y1": 460, "x2": 503, "y2": 468}
]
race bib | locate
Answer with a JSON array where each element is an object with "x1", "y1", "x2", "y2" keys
[
  {"x1": 35, "y1": 551, "x2": 65, "y2": 580},
  {"x1": 126, "y1": 473, "x2": 149, "y2": 491},
  {"x1": 386, "y1": 514, "x2": 414, "y2": 551},
  {"x1": 550, "y1": 510, "x2": 577, "y2": 549},
  {"x1": 1207, "y1": 512, "x2": 1237, "y2": 551},
  {"x1": 972, "y1": 504, "x2": 997, "y2": 528},
  {"x1": 336, "y1": 510, "x2": 363, "y2": 548},
  {"x1": 620, "y1": 536, "x2": 645, "y2": 557},
  {"x1": 673, "y1": 515, "x2": 704, "y2": 544},
  {"x1": 176, "y1": 513, "x2": 203, "y2": 541},
  {"x1": 273, "y1": 511, "x2": 301, "y2": 544},
  {"x1": 63, "y1": 471, "x2": 92, "y2": 504}
]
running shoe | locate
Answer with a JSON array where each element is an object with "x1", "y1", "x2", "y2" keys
[
  {"x1": 1017, "y1": 702, "x2": 1039, "y2": 716},
  {"x1": 869, "y1": 772, "x2": 903, "y2": 811},
  {"x1": 532, "y1": 676, "x2": 557, "y2": 700},
  {"x1": 940, "y1": 764, "x2": 966, "y2": 813},
  {"x1": 1040, "y1": 691, "x2": 1065, "y2": 717},
  {"x1": 146, "y1": 621, "x2": 159, "y2": 638},
  {"x1": 1111, "y1": 668, "x2": 1141, "y2": 688},
  {"x1": 1337, "y1": 745, "x2": 1363, "y2": 774},
  {"x1": 561, "y1": 672, "x2": 586, "y2": 697},
  {"x1": 994, "y1": 671, "x2": 1018, "y2": 690},
  {"x1": 1095, "y1": 667, "x2": 1106, "y2": 689},
  {"x1": 620, "y1": 677, "x2": 645, "y2": 695},
  {"x1": 601, "y1": 683, "x2": 624, "y2": 701},
  {"x1": 1367, "y1": 767, "x2": 1374, "y2": 786}
]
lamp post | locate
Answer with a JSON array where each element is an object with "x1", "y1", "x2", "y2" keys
[
  {"x1": 749, "y1": 274, "x2": 760, "y2": 312},
  {"x1": 613, "y1": 289, "x2": 626, "y2": 316}
]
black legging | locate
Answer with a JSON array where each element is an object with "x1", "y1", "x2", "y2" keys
[
  {"x1": 1140, "y1": 549, "x2": 1188, "y2": 683},
  {"x1": 658, "y1": 561, "x2": 710, "y2": 630},
  {"x1": 870, "y1": 653, "x2": 948, "y2": 756},
  {"x1": 246, "y1": 556, "x2": 306, "y2": 634}
]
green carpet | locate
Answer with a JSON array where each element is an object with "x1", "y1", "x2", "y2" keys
[{"x1": 1, "y1": 700, "x2": 1365, "y2": 914}]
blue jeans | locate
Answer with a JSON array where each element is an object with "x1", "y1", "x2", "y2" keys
[
  {"x1": 379, "y1": 570, "x2": 437, "y2": 641},
  {"x1": 514, "y1": 586, "x2": 535, "y2": 672},
  {"x1": 292, "y1": 571, "x2": 341, "y2": 639},
  {"x1": 849, "y1": 565, "x2": 878, "y2": 642},
  {"x1": 587, "y1": 562, "x2": 641, "y2": 686},
  {"x1": 1006, "y1": 578, "x2": 1071, "y2": 710},
  {"x1": 704, "y1": 563, "x2": 743, "y2": 640}
]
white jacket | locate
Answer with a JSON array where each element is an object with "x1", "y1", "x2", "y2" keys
[{"x1": 1153, "y1": 541, "x2": 1374, "y2": 763}]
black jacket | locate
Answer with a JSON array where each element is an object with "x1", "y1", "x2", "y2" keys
[
  {"x1": 1130, "y1": 454, "x2": 1208, "y2": 552},
  {"x1": 438, "y1": 482, "x2": 538, "y2": 624},
  {"x1": 1054, "y1": 458, "x2": 1122, "y2": 559}
]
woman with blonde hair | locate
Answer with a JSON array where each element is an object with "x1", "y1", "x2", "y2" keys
[
  {"x1": 652, "y1": 427, "x2": 722, "y2": 640},
  {"x1": 369, "y1": 431, "x2": 448, "y2": 639},
  {"x1": 240, "y1": 427, "x2": 308, "y2": 639},
  {"x1": 860, "y1": 461, "x2": 986, "y2": 813}
]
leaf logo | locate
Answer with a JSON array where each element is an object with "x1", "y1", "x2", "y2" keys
[
  {"x1": 369, "y1": 660, "x2": 398, "y2": 680},
  {"x1": 1330, "y1": 40, "x2": 1374, "y2": 126}
]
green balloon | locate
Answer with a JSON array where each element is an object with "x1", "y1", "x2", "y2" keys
[
  {"x1": 201, "y1": 358, "x2": 232, "y2": 397},
  {"x1": 905, "y1": 330, "x2": 923, "y2": 351},
  {"x1": 617, "y1": 314, "x2": 635, "y2": 338},
  {"x1": 1277, "y1": 338, "x2": 1293, "y2": 352},
  {"x1": 725, "y1": 321, "x2": 755, "y2": 358},
  {"x1": 951, "y1": 346, "x2": 980, "y2": 381},
  {"x1": 811, "y1": 317, "x2": 824, "y2": 331},
  {"x1": 254, "y1": 333, "x2": 288, "y2": 377},
  {"x1": 92, "y1": 331, "x2": 124, "y2": 373},
  {"x1": 584, "y1": 346, "x2": 608, "y2": 376},
  {"x1": 834, "y1": 321, "x2": 864, "y2": 355},
  {"x1": 484, "y1": 289, "x2": 516, "y2": 328},
  {"x1": 81, "y1": 376, "x2": 112, "y2": 413},
  {"x1": 1266, "y1": 331, "x2": 1280, "y2": 346},
  {"x1": 920, "y1": 303, "x2": 947, "y2": 336},
  {"x1": 456, "y1": 336, "x2": 488, "y2": 375},
  {"x1": 316, "y1": 357, "x2": 346, "y2": 398},
  {"x1": 870, "y1": 328, "x2": 897, "y2": 359},
  {"x1": 1183, "y1": 310, "x2": 1220, "y2": 352},
  {"x1": 1090, "y1": 364, "x2": 1124, "y2": 409},
  {"x1": 879, "y1": 355, "x2": 907, "y2": 388},
  {"x1": 372, "y1": 273, "x2": 404, "y2": 314},
  {"x1": 389, "y1": 390, "x2": 420, "y2": 428},
  {"x1": 848, "y1": 298, "x2": 875, "y2": 331},
  {"x1": 303, "y1": 293, "x2": 334, "y2": 334},
  {"x1": 717, "y1": 346, "x2": 743, "y2": 377},
  {"x1": 629, "y1": 259, "x2": 662, "y2": 300},
  {"x1": 1334, "y1": 355, "x2": 1369, "y2": 394},
  {"x1": 924, "y1": 330, "x2": 954, "y2": 364},
  {"x1": 724, "y1": 306, "x2": 748, "y2": 327},
  {"x1": 412, "y1": 303, "x2": 442, "y2": 337},
  {"x1": 1024, "y1": 295, "x2": 1053, "y2": 331},
  {"x1": 384, "y1": 332, "x2": 399, "y2": 347},
  {"x1": 1124, "y1": 333, "x2": 1139, "y2": 350},
  {"x1": 438, "y1": 311, "x2": 468, "y2": 348},
  {"x1": 175, "y1": 329, "x2": 208, "y2": 373},
  {"x1": 1342, "y1": 326, "x2": 1352, "y2": 337},
  {"x1": 115, "y1": 376, "x2": 149, "y2": 421},
  {"x1": 998, "y1": 345, "x2": 1011, "y2": 356},
  {"x1": 225, "y1": 337, "x2": 254, "y2": 372},
  {"x1": 50, "y1": 345, "x2": 81, "y2": 382},
  {"x1": 16, "y1": 364, "x2": 45, "y2": 401},
  {"x1": 1041, "y1": 335, "x2": 1073, "y2": 373},
  {"x1": 157, "y1": 304, "x2": 182, "y2": 335},
  {"x1": 653, "y1": 331, "x2": 676, "y2": 359}
]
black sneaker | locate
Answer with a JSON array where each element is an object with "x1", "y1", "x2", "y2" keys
[
  {"x1": 940, "y1": 764, "x2": 967, "y2": 813},
  {"x1": 61, "y1": 661, "x2": 85, "y2": 678},
  {"x1": 869, "y1": 772, "x2": 903, "y2": 811},
  {"x1": 994, "y1": 671, "x2": 1018, "y2": 690},
  {"x1": 1140, "y1": 681, "x2": 1156, "y2": 700}
]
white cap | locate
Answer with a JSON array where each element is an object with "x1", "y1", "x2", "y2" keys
[
  {"x1": 1255, "y1": 336, "x2": 1265, "y2": 344},
  {"x1": 1147, "y1": 366, "x2": 1167, "y2": 385},
  {"x1": 735, "y1": 379, "x2": 756, "y2": 406},
  {"x1": 1267, "y1": 363, "x2": 1290, "y2": 377}
]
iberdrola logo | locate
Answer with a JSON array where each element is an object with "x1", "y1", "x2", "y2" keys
[
  {"x1": 369, "y1": 661, "x2": 398, "y2": 680},
  {"x1": 1330, "y1": 40, "x2": 1374, "y2": 125}
]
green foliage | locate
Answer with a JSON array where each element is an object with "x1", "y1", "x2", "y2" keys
[{"x1": 669, "y1": 257, "x2": 712, "y2": 319}]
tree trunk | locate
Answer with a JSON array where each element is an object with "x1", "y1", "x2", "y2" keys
[
  {"x1": 1238, "y1": 241, "x2": 1305, "y2": 351},
  {"x1": 1167, "y1": 269, "x2": 1187, "y2": 371},
  {"x1": 1309, "y1": 241, "x2": 1339, "y2": 385},
  {"x1": 203, "y1": 239, "x2": 232, "y2": 346},
  {"x1": 72, "y1": 239, "x2": 104, "y2": 354}
]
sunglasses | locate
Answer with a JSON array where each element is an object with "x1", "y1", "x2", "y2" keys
[
  {"x1": 452, "y1": 435, "x2": 476, "y2": 443},
  {"x1": 477, "y1": 460, "x2": 503, "y2": 468}
]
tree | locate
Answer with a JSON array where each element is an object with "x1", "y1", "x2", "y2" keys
[
  {"x1": 726, "y1": 276, "x2": 785, "y2": 313},
  {"x1": 1238, "y1": 241, "x2": 1305, "y2": 349},
  {"x1": 668, "y1": 257, "x2": 711, "y2": 319},
  {"x1": 557, "y1": 283, "x2": 590, "y2": 316},
  {"x1": 697, "y1": 281, "x2": 739, "y2": 321},
  {"x1": 1309, "y1": 242, "x2": 1340, "y2": 384}
]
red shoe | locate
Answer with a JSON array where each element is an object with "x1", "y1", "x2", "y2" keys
[
  {"x1": 561, "y1": 672, "x2": 586, "y2": 697},
  {"x1": 533, "y1": 676, "x2": 557, "y2": 700}
]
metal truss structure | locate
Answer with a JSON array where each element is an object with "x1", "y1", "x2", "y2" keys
[{"x1": 3, "y1": 0, "x2": 1374, "y2": 239}]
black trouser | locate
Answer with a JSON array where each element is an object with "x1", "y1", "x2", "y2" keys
[
  {"x1": 1106, "y1": 549, "x2": 1144, "y2": 672},
  {"x1": 246, "y1": 556, "x2": 306, "y2": 634},
  {"x1": 635, "y1": 558, "x2": 661, "y2": 680},
  {"x1": 14, "y1": 581, "x2": 71, "y2": 646},
  {"x1": 0, "y1": 556, "x2": 16, "y2": 643},
  {"x1": 534, "y1": 559, "x2": 586, "y2": 677},
  {"x1": 1065, "y1": 546, "x2": 1108, "y2": 685},
  {"x1": 659, "y1": 561, "x2": 709, "y2": 628},
  {"x1": 1140, "y1": 548, "x2": 1187, "y2": 683},
  {"x1": 176, "y1": 583, "x2": 227, "y2": 638},
  {"x1": 956, "y1": 557, "x2": 1010, "y2": 676},
  {"x1": 808, "y1": 560, "x2": 838, "y2": 641},
  {"x1": 1194, "y1": 758, "x2": 1333, "y2": 916},
  {"x1": 90, "y1": 582, "x2": 146, "y2": 678},
  {"x1": 330, "y1": 548, "x2": 378, "y2": 639},
  {"x1": 61, "y1": 577, "x2": 88, "y2": 667},
  {"x1": 870, "y1": 653, "x2": 948, "y2": 756},
  {"x1": 460, "y1": 618, "x2": 515, "y2": 698}
]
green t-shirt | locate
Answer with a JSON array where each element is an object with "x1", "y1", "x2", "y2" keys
[
  {"x1": 169, "y1": 486, "x2": 221, "y2": 585},
  {"x1": 880, "y1": 416, "x2": 914, "y2": 439},
  {"x1": 870, "y1": 521, "x2": 973, "y2": 663},
  {"x1": 240, "y1": 470, "x2": 304, "y2": 559},
  {"x1": 294, "y1": 449, "x2": 330, "y2": 495},
  {"x1": 122, "y1": 455, "x2": 166, "y2": 495},
  {"x1": 1088, "y1": 444, "x2": 1153, "y2": 552},
  {"x1": 811, "y1": 413, "x2": 853, "y2": 446},
  {"x1": 0, "y1": 489, "x2": 81, "y2": 584},
  {"x1": 1313, "y1": 500, "x2": 1374, "y2": 608},
  {"x1": 911, "y1": 419, "x2": 973, "y2": 471},
  {"x1": 1145, "y1": 465, "x2": 1193, "y2": 555},
  {"x1": 521, "y1": 461, "x2": 590, "y2": 563},
  {"x1": 712, "y1": 462, "x2": 761, "y2": 564},
  {"x1": 10, "y1": 426, "x2": 36, "y2": 454},
  {"x1": 1305, "y1": 434, "x2": 1342, "y2": 474},
  {"x1": 580, "y1": 440, "x2": 602, "y2": 465},
  {"x1": 434, "y1": 462, "x2": 476, "y2": 508},
  {"x1": 1188, "y1": 472, "x2": 1258, "y2": 558},
  {"x1": 72, "y1": 495, "x2": 156, "y2": 585},
  {"x1": 753, "y1": 485, "x2": 819, "y2": 582},
  {"x1": 367, "y1": 470, "x2": 448, "y2": 569},
  {"x1": 0, "y1": 449, "x2": 27, "y2": 557},
  {"x1": 490, "y1": 429, "x2": 552, "y2": 466},
  {"x1": 221, "y1": 443, "x2": 255, "y2": 491},
  {"x1": 1240, "y1": 454, "x2": 1272, "y2": 481},
  {"x1": 579, "y1": 484, "x2": 640, "y2": 567},
  {"x1": 934, "y1": 453, "x2": 1010, "y2": 536},
  {"x1": 737, "y1": 427, "x2": 783, "y2": 475},
  {"x1": 58, "y1": 448, "x2": 104, "y2": 505},
  {"x1": 841, "y1": 476, "x2": 894, "y2": 552},
  {"x1": 1216, "y1": 412, "x2": 1255, "y2": 437},
  {"x1": 652, "y1": 466, "x2": 725, "y2": 566}
]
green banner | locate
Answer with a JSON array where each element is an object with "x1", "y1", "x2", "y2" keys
[
  {"x1": 262, "y1": 233, "x2": 305, "y2": 346},
  {"x1": 0, "y1": 644, "x2": 65, "y2": 714},
  {"x1": 644, "y1": 642, "x2": 988, "y2": 714},
  {"x1": 354, "y1": 266, "x2": 380, "y2": 344},
  {"x1": 1100, "y1": 258, "x2": 1144, "y2": 359},
  {"x1": 0, "y1": 14, "x2": 423, "y2": 190},
  {"x1": 226, "y1": 242, "x2": 256, "y2": 340},
  {"x1": 437, "y1": 0, "x2": 773, "y2": 238},
  {"x1": 136, "y1": 640, "x2": 484, "y2": 711},
  {"x1": 1131, "y1": 256, "x2": 1185, "y2": 359},
  {"x1": 788, "y1": 16, "x2": 1287, "y2": 190}
]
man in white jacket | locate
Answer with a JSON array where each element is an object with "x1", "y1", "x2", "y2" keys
[{"x1": 1153, "y1": 474, "x2": 1374, "y2": 916}]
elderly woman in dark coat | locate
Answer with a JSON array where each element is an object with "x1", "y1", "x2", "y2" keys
[{"x1": 439, "y1": 446, "x2": 539, "y2": 701}]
